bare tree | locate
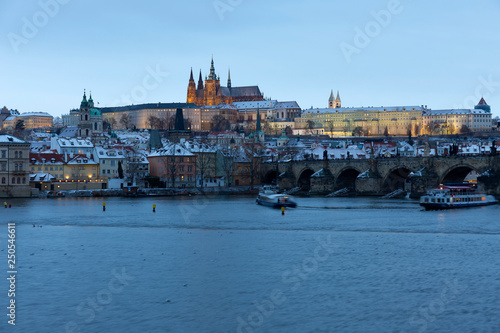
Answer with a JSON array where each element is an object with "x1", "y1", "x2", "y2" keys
[
  {"x1": 211, "y1": 115, "x2": 230, "y2": 132},
  {"x1": 306, "y1": 120, "x2": 315, "y2": 135},
  {"x1": 120, "y1": 113, "x2": 132, "y2": 129},
  {"x1": 220, "y1": 148, "x2": 235, "y2": 187},
  {"x1": 460, "y1": 125, "x2": 471, "y2": 134},
  {"x1": 195, "y1": 145, "x2": 215, "y2": 188},
  {"x1": 147, "y1": 115, "x2": 160, "y2": 129},
  {"x1": 326, "y1": 121, "x2": 334, "y2": 136}
]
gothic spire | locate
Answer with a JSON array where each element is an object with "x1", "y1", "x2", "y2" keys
[
  {"x1": 208, "y1": 57, "x2": 217, "y2": 80},
  {"x1": 197, "y1": 70, "x2": 203, "y2": 90},
  {"x1": 227, "y1": 68, "x2": 232, "y2": 89},
  {"x1": 189, "y1": 67, "x2": 194, "y2": 81},
  {"x1": 329, "y1": 90, "x2": 334, "y2": 101},
  {"x1": 336, "y1": 91, "x2": 341, "y2": 101}
]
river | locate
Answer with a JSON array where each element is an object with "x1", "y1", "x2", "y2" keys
[{"x1": 1, "y1": 195, "x2": 499, "y2": 332}]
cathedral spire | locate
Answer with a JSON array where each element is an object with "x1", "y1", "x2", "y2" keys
[
  {"x1": 208, "y1": 57, "x2": 217, "y2": 80},
  {"x1": 336, "y1": 91, "x2": 340, "y2": 101},
  {"x1": 329, "y1": 90, "x2": 334, "y2": 101},
  {"x1": 227, "y1": 68, "x2": 232, "y2": 89},
  {"x1": 197, "y1": 70, "x2": 203, "y2": 90},
  {"x1": 189, "y1": 68, "x2": 194, "y2": 81}
]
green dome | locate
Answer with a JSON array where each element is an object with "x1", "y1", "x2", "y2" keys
[{"x1": 90, "y1": 108, "x2": 101, "y2": 116}]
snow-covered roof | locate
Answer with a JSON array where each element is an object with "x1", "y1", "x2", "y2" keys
[
  {"x1": 57, "y1": 138, "x2": 93, "y2": 148},
  {"x1": 148, "y1": 143, "x2": 196, "y2": 157},
  {"x1": 0, "y1": 135, "x2": 28, "y2": 144},
  {"x1": 30, "y1": 173, "x2": 56, "y2": 182},
  {"x1": 275, "y1": 101, "x2": 301, "y2": 109},
  {"x1": 19, "y1": 112, "x2": 53, "y2": 118},
  {"x1": 232, "y1": 100, "x2": 277, "y2": 109},
  {"x1": 303, "y1": 106, "x2": 425, "y2": 114}
]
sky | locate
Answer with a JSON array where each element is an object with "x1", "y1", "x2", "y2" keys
[{"x1": 1, "y1": 0, "x2": 499, "y2": 118}]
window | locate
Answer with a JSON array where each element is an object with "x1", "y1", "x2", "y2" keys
[
  {"x1": 14, "y1": 164, "x2": 18, "y2": 171},
  {"x1": 1, "y1": 151, "x2": 5, "y2": 158},
  {"x1": 110, "y1": 160, "x2": 116, "y2": 166},
  {"x1": 12, "y1": 178, "x2": 15, "y2": 184},
  {"x1": 19, "y1": 163, "x2": 22, "y2": 171},
  {"x1": 15, "y1": 151, "x2": 18, "y2": 158},
  {"x1": 19, "y1": 151, "x2": 22, "y2": 158},
  {"x1": 22, "y1": 178, "x2": 26, "y2": 184},
  {"x1": 1, "y1": 177, "x2": 5, "y2": 184}
]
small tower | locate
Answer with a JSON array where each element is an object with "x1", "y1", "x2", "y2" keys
[
  {"x1": 197, "y1": 70, "x2": 204, "y2": 90},
  {"x1": 336, "y1": 91, "x2": 341, "y2": 108},
  {"x1": 78, "y1": 90, "x2": 92, "y2": 137},
  {"x1": 475, "y1": 97, "x2": 491, "y2": 113},
  {"x1": 227, "y1": 68, "x2": 232, "y2": 89},
  {"x1": 328, "y1": 90, "x2": 335, "y2": 108},
  {"x1": 255, "y1": 108, "x2": 265, "y2": 143},
  {"x1": 187, "y1": 68, "x2": 197, "y2": 104}
]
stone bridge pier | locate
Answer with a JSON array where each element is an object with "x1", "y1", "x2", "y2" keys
[{"x1": 260, "y1": 155, "x2": 500, "y2": 197}]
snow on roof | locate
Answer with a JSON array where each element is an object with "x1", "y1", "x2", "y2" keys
[
  {"x1": 0, "y1": 135, "x2": 28, "y2": 144},
  {"x1": 148, "y1": 143, "x2": 196, "y2": 157},
  {"x1": 424, "y1": 109, "x2": 491, "y2": 115},
  {"x1": 275, "y1": 101, "x2": 301, "y2": 109},
  {"x1": 303, "y1": 106, "x2": 425, "y2": 114},
  {"x1": 30, "y1": 173, "x2": 56, "y2": 182},
  {"x1": 19, "y1": 112, "x2": 53, "y2": 117},
  {"x1": 232, "y1": 100, "x2": 277, "y2": 109},
  {"x1": 57, "y1": 138, "x2": 93, "y2": 147}
]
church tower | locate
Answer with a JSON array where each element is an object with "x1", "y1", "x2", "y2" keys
[
  {"x1": 328, "y1": 90, "x2": 335, "y2": 108},
  {"x1": 187, "y1": 68, "x2": 197, "y2": 104},
  {"x1": 204, "y1": 57, "x2": 222, "y2": 106},
  {"x1": 227, "y1": 69, "x2": 232, "y2": 89},
  {"x1": 78, "y1": 90, "x2": 92, "y2": 137},
  {"x1": 335, "y1": 91, "x2": 341, "y2": 108}
]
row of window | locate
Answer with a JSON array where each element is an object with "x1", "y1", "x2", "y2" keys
[
  {"x1": 0, "y1": 150, "x2": 24, "y2": 158},
  {"x1": 1, "y1": 177, "x2": 26, "y2": 184}
]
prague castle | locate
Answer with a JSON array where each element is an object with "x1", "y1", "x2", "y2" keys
[{"x1": 187, "y1": 58, "x2": 264, "y2": 106}]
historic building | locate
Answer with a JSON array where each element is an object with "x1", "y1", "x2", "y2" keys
[
  {"x1": 328, "y1": 90, "x2": 341, "y2": 109},
  {"x1": 187, "y1": 58, "x2": 264, "y2": 106},
  {"x1": 0, "y1": 135, "x2": 31, "y2": 198},
  {"x1": 78, "y1": 91, "x2": 103, "y2": 137}
]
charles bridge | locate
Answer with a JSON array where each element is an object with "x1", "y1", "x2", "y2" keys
[{"x1": 260, "y1": 155, "x2": 500, "y2": 197}]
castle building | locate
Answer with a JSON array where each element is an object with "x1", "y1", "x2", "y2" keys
[
  {"x1": 187, "y1": 58, "x2": 264, "y2": 106},
  {"x1": 78, "y1": 90, "x2": 103, "y2": 138},
  {"x1": 328, "y1": 90, "x2": 341, "y2": 109}
]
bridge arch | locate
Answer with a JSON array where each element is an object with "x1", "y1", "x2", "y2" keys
[
  {"x1": 297, "y1": 168, "x2": 315, "y2": 191},
  {"x1": 440, "y1": 164, "x2": 481, "y2": 184},
  {"x1": 263, "y1": 170, "x2": 278, "y2": 185},
  {"x1": 335, "y1": 167, "x2": 362, "y2": 190},
  {"x1": 382, "y1": 166, "x2": 413, "y2": 193}
]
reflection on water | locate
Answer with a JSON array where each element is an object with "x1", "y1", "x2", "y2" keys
[{"x1": 1, "y1": 196, "x2": 499, "y2": 332}]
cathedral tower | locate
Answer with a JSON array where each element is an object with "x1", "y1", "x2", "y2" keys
[
  {"x1": 187, "y1": 68, "x2": 197, "y2": 104},
  {"x1": 78, "y1": 90, "x2": 92, "y2": 137}
]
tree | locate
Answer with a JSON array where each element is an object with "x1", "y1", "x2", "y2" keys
[
  {"x1": 195, "y1": 145, "x2": 215, "y2": 188},
  {"x1": 147, "y1": 115, "x2": 160, "y2": 129},
  {"x1": 211, "y1": 115, "x2": 230, "y2": 132},
  {"x1": 305, "y1": 120, "x2": 315, "y2": 135},
  {"x1": 352, "y1": 126, "x2": 363, "y2": 137},
  {"x1": 118, "y1": 161, "x2": 124, "y2": 179},
  {"x1": 13, "y1": 119, "x2": 25, "y2": 138},
  {"x1": 285, "y1": 126, "x2": 293, "y2": 135},
  {"x1": 460, "y1": 125, "x2": 471, "y2": 134},
  {"x1": 220, "y1": 148, "x2": 235, "y2": 187},
  {"x1": 109, "y1": 118, "x2": 117, "y2": 130},
  {"x1": 383, "y1": 126, "x2": 389, "y2": 137},
  {"x1": 408, "y1": 127, "x2": 414, "y2": 146},
  {"x1": 326, "y1": 121, "x2": 334, "y2": 136},
  {"x1": 120, "y1": 114, "x2": 131, "y2": 129}
]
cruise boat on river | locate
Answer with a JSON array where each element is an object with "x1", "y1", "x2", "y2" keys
[
  {"x1": 256, "y1": 186, "x2": 297, "y2": 208},
  {"x1": 420, "y1": 184, "x2": 498, "y2": 210}
]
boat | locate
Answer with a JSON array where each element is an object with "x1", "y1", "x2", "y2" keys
[
  {"x1": 256, "y1": 185, "x2": 297, "y2": 208},
  {"x1": 420, "y1": 183, "x2": 498, "y2": 210}
]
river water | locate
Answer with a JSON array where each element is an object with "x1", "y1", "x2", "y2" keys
[{"x1": 1, "y1": 195, "x2": 500, "y2": 333}]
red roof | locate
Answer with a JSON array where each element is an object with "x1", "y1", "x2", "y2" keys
[{"x1": 478, "y1": 97, "x2": 488, "y2": 105}]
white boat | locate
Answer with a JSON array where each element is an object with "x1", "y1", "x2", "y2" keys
[
  {"x1": 420, "y1": 184, "x2": 498, "y2": 210},
  {"x1": 256, "y1": 186, "x2": 297, "y2": 208}
]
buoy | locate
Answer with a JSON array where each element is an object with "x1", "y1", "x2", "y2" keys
[
  {"x1": 153, "y1": 204, "x2": 156, "y2": 213},
  {"x1": 281, "y1": 206, "x2": 285, "y2": 215},
  {"x1": 8, "y1": 204, "x2": 11, "y2": 208},
  {"x1": 3, "y1": 202, "x2": 6, "y2": 208},
  {"x1": 102, "y1": 202, "x2": 106, "y2": 212}
]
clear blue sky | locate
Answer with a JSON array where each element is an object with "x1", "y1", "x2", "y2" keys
[{"x1": 1, "y1": 0, "x2": 499, "y2": 118}]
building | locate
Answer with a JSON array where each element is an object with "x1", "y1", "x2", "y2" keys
[
  {"x1": 0, "y1": 135, "x2": 31, "y2": 198},
  {"x1": 94, "y1": 146, "x2": 129, "y2": 179},
  {"x1": 422, "y1": 108, "x2": 493, "y2": 134},
  {"x1": 29, "y1": 152, "x2": 65, "y2": 179},
  {"x1": 328, "y1": 90, "x2": 342, "y2": 109},
  {"x1": 15, "y1": 112, "x2": 53, "y2": 129},
  {"x1": 187, "y1": 58, "x2": 264, "y2": 106},
  {"x1": 100, "y1": 103, "x2": 201, "y2": 130},
  {"x1": 51, "y1": 137, "x2": 94, "y2": 156},
  {"x1": 78, "y1": 91, "x2": 103, "y2": 137},
  {"x1": 62, "y1": 109, "x2": 80, "y2": 127},
  {"x1": 296, "y1": 106, "x2": 425, "y2": 136},
  {"x1": 147, "y1": 143, "x2": 196, "y2": 187}
]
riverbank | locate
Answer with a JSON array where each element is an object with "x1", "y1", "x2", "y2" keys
[{"x1": 37, "y1": 186, "x2": 260, "y2": 198}]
